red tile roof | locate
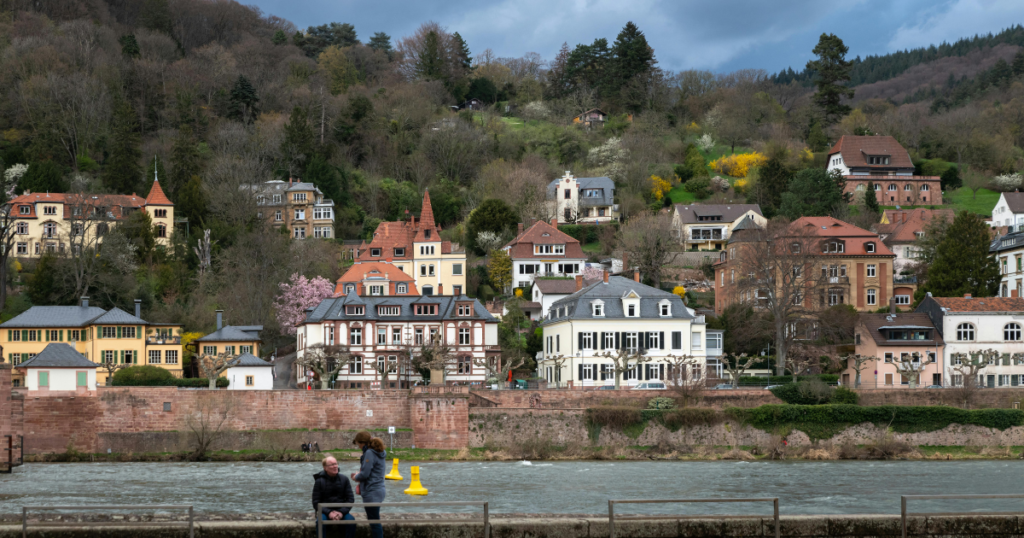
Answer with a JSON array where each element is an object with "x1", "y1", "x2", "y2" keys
[
  {"x1": 929, "y1": 296, "x2": 1024, "y2": 312},
  {"x1": 335, "y1": 262, "x2": 418, "y2": 296},
  {"x1": 878, "y1": 209, "x2": 954, "y2": 244},
  {"x1": 144, "y1": 179, "x2": 173, "y2": 206},
  {"x1": 356, "y1": 191, "x2": 452, "y2": 262},
  {"x1": 829, "y1": 135, "x2": 914, "y2": 169},
  {"x1": 503, "y1": 220, "x2": 586, "y2": 259},
  {"x1": 10, "y1": 192, "x2": 149, "y2": 220},
  {"x1": 790, "y1": 217, "x2": 895, "y2": 257}
]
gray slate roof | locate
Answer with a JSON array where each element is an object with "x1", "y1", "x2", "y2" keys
[
  {"x1": 304, "y1": 294, "x2": 497, "y2": 323},
  {"x1": 92, "y1": 307, "x2": 148, "y2": 325},
  {"x1": 1003, "y1": 192, "x2": 1024, "y2": 214},
  {"x1": 534, "y1": 279, "x2": 579, "y2": 295},
  {"x1": 991, "y1": 231, "x2": 1024, "y2": 253},
  {"x1": 228, "y1": 352, "x2": 272, "y2": 367},
  {"x1": 547, "y1": 176, "x2": 615, "y2": 206},
  {"x1": 196, "y1": 326, "x2": 262, "y2": 342},
  {"x1": 19, "y1": 343, "x2": 98, "y2": 368},
  {"x1": 1, "y1": 306, "x2": 109, "y2": 328},
  {"x1": 542, "y1": 276, "x2": 697, "y2": 324},
  {"x1": 673, "y1": 204, "x2": 763, "y2": 225}
]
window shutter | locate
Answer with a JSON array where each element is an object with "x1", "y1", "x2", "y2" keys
[
  {"x1": 117, "y1": 326, "x2": 122, "y2": 339},
  {"x1": 45, "y1": 330, "x2": 49, "y2": 342},
  {"x1": 578, "y1": 364, "x2": 583, "y2": 381},
  {"x1": 120, "y1": 350, "x2": 124, "y2": 364},
  {"x1": 660, "y1": 332, "x2": 665, "y2": 350},
  {"x1": 600, "y1": 332, "x2": 606, "y2": 350},
  {"x1": 21, "y1": 330, "x2": 27, "y2": 342},
  {"x1": 672, "y1": 332, "x2": 681, "y2": 350},
  {"x1": 660, "y1": 364, "x2": 665, "y2": 379},
  {"x1": 578, "y1": 332, "x2": 583, "y2": 352},
  {"x1": 59, "y1": 330, "x2": 64, "y2": 341},
  {"x1": 643, "y1": 364, "x2": 649, "y2": 380},
  {"x1": 6, "y1": 330, "x2": 9, "y2": 340},
  {"x1": 138, "y1": 326, "x2": 142, "y2": 339}
]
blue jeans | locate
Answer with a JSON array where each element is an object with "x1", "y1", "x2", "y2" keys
[
  {"x1": 320, "y1": 512, "x2": 355, "y2": 538},
  {"x1": 365, "y1": 506, "x2": 383, "y2": 538}
]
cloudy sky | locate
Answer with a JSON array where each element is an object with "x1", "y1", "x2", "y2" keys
[{"x1": 249, "y1": 0, "x2": 1024, "y2": 74}]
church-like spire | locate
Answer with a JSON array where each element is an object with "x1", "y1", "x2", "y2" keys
[{"x1": 419, "y1": 189, "x2": 435, "y2": 229}]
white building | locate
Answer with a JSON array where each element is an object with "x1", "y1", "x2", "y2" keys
[
  {"x1": 538, "y1": 273, "x2": 713, "y2": 388},
  {"x1": 916, "y1": 294, "x2": 1024, "y2": 387},
  {"x1": 296, "y1": 292, "x2": 501, "y2": 388},
  {"x1": 226, "y1": 352, "x2": 275, "y2": 390},
  {"x1": 547, "y1": 172, "x2": 618, "y2": 224},
  {"x1": 17, "y1": 343, "x2": 98, "y2": 391},
  {"x1": 990, "y1": 229, "x2": 1024, "y2": 298},
  {"x1": 504, "y1": 219, "x2": 586, "y2": 290},
  {"x1": 991, "y1": 192, "x2": 1024, "y2": 229},
  {"x1": 531, "y1": 277, "x2": 584, "y2": 318}
]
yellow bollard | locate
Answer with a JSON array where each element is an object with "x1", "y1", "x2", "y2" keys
[
  {"x1": 385, "y1": 458, "x2": 403, "y2": 480},
  {"x1": 403, "y1": 466, "x2": 428, "y2": 495}
]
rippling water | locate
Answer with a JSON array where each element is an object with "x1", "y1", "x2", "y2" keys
[{"x1": 1, "y1": 461, "x2": 1022, "y2": 515}]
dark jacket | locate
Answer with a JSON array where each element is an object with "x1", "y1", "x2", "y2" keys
[
  {"x1": 312, "y1": 470, "x2": 354, "y2": 516},
  {"x1": 353, "y1": 447, "x2": 387, "y2": 503}
]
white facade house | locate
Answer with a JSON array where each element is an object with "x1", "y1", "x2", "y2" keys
[
  {"x1": 17, "y1": 343, "x2": 98, "y2": 391},
  {"x1": 538, "y1": 274, "x2": 711, "y2": 388},
  {"x1": 990, "y1": 229, "x2": 1024, "y2": 298},
  {"x1": 917, "y1": 294, "x2": 1024, "y2": 387},
  {"x1": 531, "y1": 278, "x2": 582, "y2": 318},
  {"x1": 547, "y1": 172, "x2": 618, "y2": 224},
  {"x1": 991, "y1": 192, "x2": 1024, "y2": 229},
  {"x1": 296, "y1": 293, "x2": 501, "y2": 388},
  {"x1": 504, "y1": 220, "x2": 587, "y2": 290},
  {"x1": 226, "y1": 353, "x2": 275, "y2": 390}
]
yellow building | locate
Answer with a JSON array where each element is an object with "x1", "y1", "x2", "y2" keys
[
  {"x1": 2, "y1": 298, "x2": 183, "y2": 387},
  {"x1": 9, "y1": 179, "x2": 174, "y2": 258},
  {"x1": 193, "y1": 310, "x2": 262, "y2": 358}
]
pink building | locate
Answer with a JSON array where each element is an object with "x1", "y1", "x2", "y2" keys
[{"x1": 844, "y1": 311, "x2": 945, "y2": 388}]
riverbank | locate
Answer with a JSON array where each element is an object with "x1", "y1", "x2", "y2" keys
[{"x1": 22, "y1": 443, "x2": 1024, "y2": 463}]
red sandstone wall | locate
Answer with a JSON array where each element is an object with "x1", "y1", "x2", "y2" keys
[
  {"x1": 473, "y1": 389, "x2": 781, "y2": 409},
  {"x1": 411, "y1": 396, "x2": 468, "y2": 449}
]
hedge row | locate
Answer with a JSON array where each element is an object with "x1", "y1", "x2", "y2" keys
[
  {"x1": 728, "y1": 404, "x2": 1024, "y2": 441},
  {"x1": 111, "y1": 377, "x2": 229, "y2": 388},
  {"x1": 556, "y1": 223, "x2": 618, "y2": 245},
  {"x1": 737, "y1": 374, "x2": 839, "y2": 385},
  {"x1": 585, "y1": 407, "x2": 724, "y2": 440},
  {"x1": 110, "y1": 365, "x2": 229, "y2": 387}
]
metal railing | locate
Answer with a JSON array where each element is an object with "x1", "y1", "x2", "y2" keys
[
  {"x1": 22, "y1": 505, "x2": 194, "y2": 538},
  {"x1": 900, "y1": 494, "x2": 1024, "y2": 538},
  {"x1": 317, "y1": 502, "x2": 489, "y2": 538},
  {"x1": 608, "y1": 498, "x2": 779, "y2": 538}
]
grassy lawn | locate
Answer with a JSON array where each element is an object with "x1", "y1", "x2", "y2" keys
[
  {"x1": 582, "y1": 242, "x2": 603, "y2": 254},
  {"x1": 881, "y1": 187, "x2": 999, "y2": 216}
]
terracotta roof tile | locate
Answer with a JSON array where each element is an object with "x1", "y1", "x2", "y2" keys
[
  {"x1": 790, "y1": 217, "x2": 894, "y2": 256},
  {"x1": 144, "y1": 179, "x2": 173, "y2": 206},
  {"x1": 828, "y1": 135, "x2": 914, "y2": 169},
  {"x1": 878, "y1": 209, "x2": 954, "y2": 244},
  {"x1": 335, "y1": 262, "x2": 418, "y2": 296},
  {"x1": 503, "y1": 220, "x2": 585, "y2": 259},
  {"x1": 930, "y1": 296, "x2": 1024, "y2": 312},
  {"x1": 858, "y1": 313, "x2": 944, "y2": 347}
]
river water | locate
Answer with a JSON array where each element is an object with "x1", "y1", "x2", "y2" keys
[{"x1": 1, "y1": 461, "x2": 1022, "y2": 516}]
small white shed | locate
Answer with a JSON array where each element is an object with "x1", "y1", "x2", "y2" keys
[
  {"x1": 18, "y1": 343, "x2": 98, "y2": 391},
  {"x1": 226, "y1": 352, "x2": 274, "y2": 390}
]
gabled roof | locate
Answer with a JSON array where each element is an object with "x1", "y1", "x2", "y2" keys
[
  {"x1": 533, "y1": 279, "x2": 579, "y2": 295},
  {"x1": 504, "y1": 220, "x2": 586, "y2": 259},
  {"x1": 302, "y1": 294, "x2": 497, "y2": 324},
  {"x1": 858, "y1": 313, "x2": 944, "y2": 347},
  {"x1": 356, "y1": 191, "x2": 456, "y2": 262},
  {"x1": 999, "y1": 192, "x2": 1024, "y2": 214},
  {"x1": 92, "y1": 307, "x2": 148, "y2": 326},
  {"x1": 674, "y1": 204, "x2": 763, "y2": 225},
  {"x1": 828, "y1": 135, "x2": 914, "y2": 169},
  {"x1": 878, "y1": 209, "x2": 954, "y2": 244},
  {"x1": 144, "y1": 179, "x2": 173, "y2": 206},
  {"x1": 227, "y1": 352, "x2": 272, "y2": 367},
  {"x1": 0, "y1": 306, "x2": 108, "y2": 328},
  {"x1": 927, "y1": 296, "x2": 1024, "y2": 313},
  {"x1": 543, "y1": 276, "x2": 696, "y2": 324},
  {"x1": 335, "y1": 263, "x2": 418, "y2": 296},
  {"x1": 196, "y1": 326, "x2": 262, "y2": 342},
  {"x1": 19, "y1": 343, "x2": 97, "y2": 368},
  {"x1": 546, "y1": 176, "x2": 616, "y2": 206}
]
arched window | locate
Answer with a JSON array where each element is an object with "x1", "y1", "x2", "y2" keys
[
  {"x1": 888, "y1": 184, "x2": 897, "y2": 191},
  {"x1": 43, "y1": 222, "x2": 57, "y2": 238},
  {"x1": 855, "y1": 184, "x2": 865, "y2": 191},
  {"x1": 904, "y1": 184, "x2": 913, "y2": 191},
  {"x1": 874, "y1": 184, "x2": 881, "y2": 191},
  {"x1": 920, "y1": 184, "x2": 929, "y2": 191},
  {"x1": 1005, "y1": 323, "x2": 1022, "y2": 341},
  {"x1": 156, "y1": 223, "x2": 167, "y2": 238},
  {"x1": 956, "y1": 323, "x2": 975, "y2": 341}
]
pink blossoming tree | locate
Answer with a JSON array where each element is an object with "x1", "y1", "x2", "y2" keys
[{"x1": 274, "y1": 273, "x2": 334, "y2": 335}]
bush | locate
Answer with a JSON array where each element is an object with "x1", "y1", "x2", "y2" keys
[
  {"x1": 831, "y1": 386, "x2": 859, "y2": 405},
  {"x1": 111, "y1": 366, "x2": 228, "y2": 387},
  {"x1": 684, "y1": 176, "x2": 711, "y2": 199},
  {"x1": 738, "y1": 374, "x2": 838, "y2": 386},
  {"x1": 585, "y1": 406, "x2": 641, "y2": 429},
  {"x1": 769, "y1": 379, "x2": 855, "y2": 405},
  {"x1": 647, "y1": 397, "x2": 675, "y2": 410},
  {"x1": 659, "y1": 408, "x2": 722, "y2": 431},
  {"x1": 558, "y1": 224, "x2": 618, "y2": 245}
]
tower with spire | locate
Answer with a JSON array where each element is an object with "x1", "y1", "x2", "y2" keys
[{"x1": 144, "y1": 167, "x2": 174, "y2": 246}]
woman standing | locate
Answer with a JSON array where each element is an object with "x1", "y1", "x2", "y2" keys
[{"x1": 351, "y1": 431, "x2": 386, "y2": 538}]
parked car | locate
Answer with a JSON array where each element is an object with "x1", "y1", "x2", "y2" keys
[
  {"x1": 924, "y1": 385, "x2": 944, "y2": 389},
  {"x1": 764, "y1": 385, "x2": 783, "y2": 390},
  {"x1": 596, "y1": 385, "x2": 618, "y2": 390},
  {"x1": 632, "y1": 382, "x2": 667, "y2": 390},
  {"x1": 712, "y1": 383, "x2": 735, "y2": 390}
]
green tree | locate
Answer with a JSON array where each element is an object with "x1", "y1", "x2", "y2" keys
[
  {"x1": 807, "y1": 121, "x2": 828, "y2": 152},
  {"x1": 565, "y1": 38, "x2": 610, "y2": 96},
  {"x1": 417, "y1": 31, "x2": 444, "y2": 80},
  {"x1": 18, "y1": 161, "x2": 68, "y2": 194},
  {"x1": 864, "y1": 181, "x2": 881, "y2": 214},
  {"x1": 991, "y1": 58, "x2": 1012, "y2": 85},
  {"x1": 145, "y1": 155, "x2": 167, "y2": 187},
  {"x1": 118, "y1": 34, "x2": 140, "y2": 58},
  {"x1": 748, "y1": 153, "x2": 791, "y2": 218},
  {"x1": 467, "y1": 77, "x2": 498, "y2": 102},
  {"x1": 271, "y1": 30, "x2": 287, "y2": 45},
  {"x1": 368, "y1": 32, "x2": 393, "y2": 60},
  {"x1": 177, "y1": 175, "x2": 207, "y2": 228},
  {"x1": 610, "y1": 21, "x2": 656, "y2": 105},
  {"x1": 104, "y1": 100, "x2": 143, "y2": 195},
  {"x1": 487, "y1": 249, "x2": 512, "y2": 295},
  {"x1": 452, "y1": 32, "x2": 472, "y2": 71},
  {"x1": 227, "y1": 75, "x2": 260, "y2": 124},
  {"x1": 169, "y1": 125, "x2": 200, "y2": 202},
  {"x1": 280, "y1": 106, "x2": 316, "y2": 176},
  {"x1": 300, "y1": 22, "x2": 358, "y2": 58},
  {"x1": 318, "y1": 45, "x2": 359, "y2": 95},
  {"x1": 941, "y1": 166, "x2": 962, "y2": 191},
  {"x1": 303, "y1": 156, "x2": 345, "y2": 209},
  {"x1": 1013, "y1": 50, "x2": 1024, "y2": 77},
  {"x1": 918, "y1": 211, "x2": 1000, "y2": 300},
  {"x1": 467, "y1": 199, "x2": 518, "y2": 254},
  {"x1": 27, "y1": 254, "x2": 63, "y2": 305},
  {"x1": 380, "y1": 178, "x2": 420, "y2": 220},
  {"x1": 779, "y1": 168, "x2": 846, "y2": 219},
  {"x1": 806, "y1": 33, "x2": 855, "y2": 125},
  {"x1": 140, "y1": 0, "x2": 173, "y2": 35},
  {"x1": 121, "y1": 210, "x2": 156, "y2": 262}
]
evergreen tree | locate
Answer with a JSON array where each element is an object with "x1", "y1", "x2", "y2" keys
[
  {"x1": 807, "y1": 121, "x2": 828, "y2": 152},
  {"x1": 145, "y1": 155, "x2": 167, "y2": 187},
  {"x1": 19, "y1": 161, "x2": 68, "y2": 194},
  {"x1": 368, "y1": 32, "x2": 393, "y2": 60},
  {"x1": 545, "y1": 42, "x2": 572, "y2": 99},
  {"x1": 806, "y1": 33, "x2": 855, "y2": 125},
  {"x1": 118, "y1": 34, "x2": 140, "y2": 58},
  {"x1": 121, "y1": 210, "x2": 156, "y2": 263},
  {"x1": 281, "y1": 106, "x2": 316, "y2": 177},
  {"x1": 304, "y1": 156, "x2": 345, "y2": 209},
  {"x1": 750, "y1": 154, "x2": 791, "y2": 217},
  {"x1": 940, "y1": 166, "x2": 962, "y2": 191},
  {"x1": 452, "y1": 32, "x2": 472, "y2": 71},
  {"x1": 918, "y1": 211, "x2": 1000, "y2": 299},
  {"x1": 227, "y1": 75, "x2": 260, "y2": 123},
  {"x1": 779, "y1": 168, "x2": 845, "y2": 219},
  {"x1": 169, "y1": 125, "x2": 200, "y2": 202},
  {"x1": 1013, "y1": 50, "x2": 1024, "y2": 76},
  {"x1": 565, "y1": 38, "x2": 610, "y2": 96},
  {"x1": 301, "y1": 22, "x2": 358, "y2": 58},
  {"x1": 272, "y1": 30, "x2": 287, "y2": 45},
  {"x1": 991, "y1": 58, "x2": 1012, "y2": 84},
  {"x1": 467, "y1": 198, "x2": 518, "y2": 254},
  {"x1": 864, "y1": 181, "x2": 880, "y2": 214},
  {"x1": 467, "y1": 77, "x2": 498, "y2": 102},
  {"x1": 177, "y1": 175, "x2": 208, "y2": 228},
  {"x1": 416, "y1": 31, "x2": 444, "y2": 81},
  {"x1": 104, "y1": 100, "x2": 143, "y2": 195},
  {"x1": 610, "y1": 21, "x2": 656, "y2": 91},
  {"x1": 140, "y1": 0, "x2": 173, "y2": 35}
]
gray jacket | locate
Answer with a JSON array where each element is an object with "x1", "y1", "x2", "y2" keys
[{"x1": 353, "y1": 447, "x2": 387, "y2": 503}]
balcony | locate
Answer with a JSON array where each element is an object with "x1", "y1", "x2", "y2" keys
[
  {"x1": 894, "y1": 275, "x2": 918, "y2": 284},
  {"x1": 147, "y1": 337, "x2": 182, "y2": 345},
  {"x1": 826, "y1": 276, "x2": 850, "y2": 284},
  {"x1": 687, "y1": 229, "x2": 725, "y2": 243}
]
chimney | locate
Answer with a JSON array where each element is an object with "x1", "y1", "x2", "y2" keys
[
  {"x1": 81, "y1": 296, "x2": 89, "y2": 308},
  {"x1": 550, "y1": 218, "x2": 557, "y2": 229},
  {"x1": 575, "y1": 275, "x2": 583, "y2": 291},
  {"x1": 633, "y1": 270, "x2": 640, "y2": 283},
  {"x1": 288, "y1": 177, "x2": 293, "y2": 187},
  {"x1": 134, "y1": 299, "x2": 141, "y2": 319},
  {"x1": 603, "y1": 270, "x2": 609, "y2": 284},
  {"x1": 1013, "y1": 289, "x2": 1019, "y2": 298},
  {"x1": 964, "y1": 294, "x2": 972, "y2": 299},
  {"x1": 438, "y1": 284, "x2": 443, "y2": 295},
  {"x1": 216, "y1": 310, "x2": 223, "y2": 330},
  {"x1": 890, "y1": 297, "x2": 896, "y2": 315},
  {"x1": 518, "y1": 223, "x2": 524, "y2": 236}
]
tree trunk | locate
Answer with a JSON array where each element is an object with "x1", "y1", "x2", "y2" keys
[
  {"x1": 774, "y1": 321, "x2": 787, "y2": 376},
  {"x1": 855, "y1": 371, "x2": 861, "y2": 388},
  {"x1": 208, "y1": 376, "x2": 217, "y2": 390},
  {"x1": 0, "y1": 260, "x2": 8, "y2": 315}
]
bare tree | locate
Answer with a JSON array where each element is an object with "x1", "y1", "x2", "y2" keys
[
  {"x1": 893, "y1": 352, "x2": 932, "y2": 388},
  {"x1": 416, "y1": 336, "x2": 458, "y2": 385},
  {"x1": 57, "y1": 191, "x2": 115, "y2": 300},
  {"x1": 474, "y1": 354, "x2": 524, "y2": 386},
  {"x1": 845, "y1": 354, "x2": 875, "y2": 388},
  {"x1": 596, "y1": 348, "x2": 654, "y2": 389},
  {"x1": 298, "y1": 344, "x2": 349, "y2": 389},
  {"x1": 184, "y1": 394, "x2": 234, "y2": 460},
  {"x1": 617, "y1": 211, "x2": 679, "y2": 287},
  {"x1": 197, "y1": 351, "x2": 240, "y2": 390},
  {"x1": 540, "y1": 354, "x2": 572, "y2": 388},
  {"x1": 0, "y1": 170, "x2": 21, "y2": 308},
  {"x1": 193, "y1": 229, "x2": 214, "y2": 277},
  {"x1": 721, "y1": 354, "x2": 758, "y2": 388},
  {"x1": 664, "y1": 354, "x2": 705, "y2": 405},
  {"x1": 963, "y1": 168, "x2": 990, "y2": 201},
  {"x1": 98, "y1": 354, "x2": 130, "y2": 386},
  {"x1": 948, "y1": 350, "x2": 993, "y2": 408}
]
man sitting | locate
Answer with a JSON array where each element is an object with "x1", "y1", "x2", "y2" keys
[{"x1": 312, "y1": 456, "x2": 355, "y2": 538}]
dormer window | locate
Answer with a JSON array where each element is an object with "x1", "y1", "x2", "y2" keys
[
  {"x1": 414, "y1": 304, "x2": 438, "y2": 315},
  {"x1": 370, "y1": 248, "x2": 381, "y2": 257},
  {"x1": 790, "y1": 242, "x2": 801, "y2": 254},
  {"x1": 534, "y1": 244, "x2": 565, "y2": 255},
  {"x1": 425, "y1": 229, "x2": 431, "y2": 239},
  {"x1": 868, "y1": 156, "x2": 890, "y2": 165},
  {"x1": 345, "y1": 284, "x2": 355, "y2": 294},
  {"x1": 457, "y1": 303, "x2": 473, "y2": 316},
  {"x1": 592, "y1": 301, "x2": 604, "y2": 317},
  {"x1": 378, "y1": 306, "x2": 400, "y2": 316},
  {"x1": 397, "y1": 284, "x2": 407, "y2": 294},
  {"x1": 368, "y1": 285, "x2": 384, "y2": 296},
  {"x1": 659, "y1": 301, "x2": 671, "y2": 317},
  {"x1": 394, "y1": 248, "x2": 405, "y2": 257},
  {"x1": 19, "y1": 206, "x2": 29, "y2": 215},
  {"x1": 865, "y1": 242, "x2": 875, "y2": 253},
  {"x1": 346, "y1": 306, "x2": 364, "y2": 315},
  {"x1": 627, "y1": 304, "x2": 636, "y2": 317},
  {"x1": 824, "y1": 241, "x2": 844, "y2": 254}
]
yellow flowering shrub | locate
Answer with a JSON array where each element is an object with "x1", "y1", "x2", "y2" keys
[
  {"x1": 648, "y1": 175, "x2": 672, "y2": 201},
  {"x1": 709, "y1": 152, "x2": 767, "y2": 178},
  {"x1": 672, "y1": 286, "x2": 686, "y2": 300},
  {"x1": 514, "y1": 288, "x2": 523, "y2": 297},
  {"x1": 733, "y1": 179, "x2": 749, "y2": 195},
  {"x1": 800, "y1": 147, "x2": 814, "y2": 165}
]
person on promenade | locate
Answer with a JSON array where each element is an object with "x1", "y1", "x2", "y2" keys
[
  {"x1": 351, "y1": 431, "x2": 387, "y2": 538},
  {"x1": 312, "y1": 455, "x2": 355, "y2": 538}
]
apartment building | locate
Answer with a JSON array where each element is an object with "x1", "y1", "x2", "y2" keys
[
  {"x1": 547, "y1": 172, "x2": 618, "y2": 224},
  {"x1": 254, "y1": 179, "x2": 335, "y2": 239},
  {"x1": 194, "y1": 310, "x2": 262, "y2": 358},
  {"x1": 991, "y1": 228, "x2": 1024, "y2": 298},
  {"x1": 827, "y1": 135, "x2": 942, "y2": 205},
  {"x1": 844, "y1": 310, "x2": 944, "y2": 388},
  {"x1": 671, "y1": 204, "x2": 765, "y2": 251},
  {"x1": 503, "y1": 219, "x2": 586, "y2": 290}
]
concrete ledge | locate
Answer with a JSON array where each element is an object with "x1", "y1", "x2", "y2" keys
[{"x1": 1, "y1": 514, "x2": 1021, "y2": 538}]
